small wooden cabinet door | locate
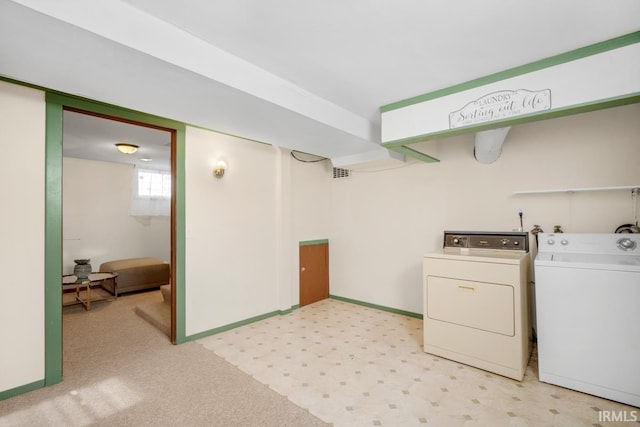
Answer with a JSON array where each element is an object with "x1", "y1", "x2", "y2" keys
[{"x1": 299, "y1": 242, "x2": 329, "y2": 307}]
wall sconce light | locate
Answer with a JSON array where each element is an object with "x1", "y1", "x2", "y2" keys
[
  {"x1": 115, "y1": 143, "x2": 139, "y2": 154},
  {"x1": 214, "y1": 159, "x2": 227, "y2": 178}
]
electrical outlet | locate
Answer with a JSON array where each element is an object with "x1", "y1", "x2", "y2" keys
[{"x1": 517, "y1": 207, "x2": 526, "y2": 216}]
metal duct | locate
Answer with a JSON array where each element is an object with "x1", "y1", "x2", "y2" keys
[{"x1": 474, "y1": 126, "x2": 511, "y2": 164}]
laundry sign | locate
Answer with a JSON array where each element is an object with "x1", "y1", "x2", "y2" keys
[{"x1": 449, "y1": 89, "x2": 552, "y2": 129}]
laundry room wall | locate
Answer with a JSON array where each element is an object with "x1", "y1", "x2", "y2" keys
[
  {"x1": 435, "y1": 104, "x2": 640, "y2": 234},
  {"x1": 328, "y1": 104, "x2": 640, "y2": 314},
  {"x1": 184, "y1": 126, "x2": 280, "y2": 335},
  {"x1": 290, "y1": 154, "x2": 334, "y2": 304},
  {"x1": 0, "y1": 81, "x2": 45, "y2": 394}
]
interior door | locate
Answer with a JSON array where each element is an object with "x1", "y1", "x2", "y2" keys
[{"x1": 299, "y1": 241, "x2": 329, "y2": 307}]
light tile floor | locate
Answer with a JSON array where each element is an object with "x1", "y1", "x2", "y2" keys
[{"x1": 197, "y1": 299, "x2": 638, "y2": 427}]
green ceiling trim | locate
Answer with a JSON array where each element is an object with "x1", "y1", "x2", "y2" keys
[
  {"x1": 187, "y1": 122, "x2": 272, "y2": 147},
  {"x1": 381, "y1": 31, "x2": 640, "y2": 113},
  {"x1": 383, "y1": 93, "x2": 640, "y2": 149},
  {"x1": 389, "y1": 145, "x2": 440, "y2": 163}
]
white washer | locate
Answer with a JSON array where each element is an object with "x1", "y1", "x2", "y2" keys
[
  {"x1": 424, "y1": 231, "x2": 531, "y2": 381},
  {"x1": 535, "y1": 233, "x2": 640, "y2": 407}
]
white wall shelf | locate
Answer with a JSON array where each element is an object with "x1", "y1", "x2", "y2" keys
[{"x1": 514, "y1": 185, "x2": 640, "y2": 195}]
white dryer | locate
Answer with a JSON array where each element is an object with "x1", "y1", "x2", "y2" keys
[
  {"x1": 423, "y1": 231, "x2": 531, "y2": 381},
  {"x1": 535, "y1": 233, "x2": 640, "y2": 407}
]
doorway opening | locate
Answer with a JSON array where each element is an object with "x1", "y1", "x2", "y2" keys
[
  {"x1": 45, "y1": 93, "x2": 186, "y2": 386},
  {"x1": 62, "y1": 108, "x2": 176, "y2": 342}
]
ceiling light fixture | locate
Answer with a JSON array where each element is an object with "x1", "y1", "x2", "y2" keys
[{"x1": 115, "y1": 143, "x2": 139, "y2": 154}]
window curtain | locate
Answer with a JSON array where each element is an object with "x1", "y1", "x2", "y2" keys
[{"x1": 130, "y1": 167, "x2": 171, "y2": 216}]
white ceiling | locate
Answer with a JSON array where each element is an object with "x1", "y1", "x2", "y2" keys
[
  {"x1": 1, "y1": 0, "x2": 639, "y2": 166},
  {"x1": 63, "y1": 110, "x2": 172, "y2": 170}
]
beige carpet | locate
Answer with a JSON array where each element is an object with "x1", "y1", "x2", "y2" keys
[
  {"x1": 134, "y1": 299, "x2": 171, "y2": 337},
  {"x1": 0, "y1": 290, "x2": 328, "y2": 427}
]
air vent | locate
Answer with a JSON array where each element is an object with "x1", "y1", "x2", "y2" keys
[{"x1": 333, "y1": 167, "x2": 351, "y2": 179}]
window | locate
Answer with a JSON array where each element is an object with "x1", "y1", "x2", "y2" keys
[
  {"x1": 130, "y1": 168, "x2": 171, "y2": 216},
  {"x1": 137, "y1": 169, "x2": 171, "y2": 198}
]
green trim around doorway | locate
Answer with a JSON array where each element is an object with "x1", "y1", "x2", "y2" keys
[
  {"x1": 44, "y1": 100, "x2": 64, "y2": 386},
  {"x1": 173, "y1": 126, "x2": 187, "y2": 344},
  {"x1": 44, "y1": 93, "x2": 188, "y2": 387}
]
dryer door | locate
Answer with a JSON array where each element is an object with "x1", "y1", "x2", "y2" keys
[{"x1": 426, "y1": 276, "x2": 515, "y2": 336}]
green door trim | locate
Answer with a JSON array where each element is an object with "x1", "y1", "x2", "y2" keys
[
  {"x1": 44, "y1": 93, "x2": 187, "y2": 386},
  {"x1": 44, "y1": 100, "x2": 63, "y2": 385},
  {"x1": 299, "y1": 239, "x2": 329, "y2": 246}
]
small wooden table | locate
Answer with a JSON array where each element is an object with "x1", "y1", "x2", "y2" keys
[{"x1": 62, "y1": 272, "x2": 118, "y2": 310}]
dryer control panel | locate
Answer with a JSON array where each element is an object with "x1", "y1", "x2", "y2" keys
[{"x1": 444, "y1": 231, "x2": 529, "y2": 252}]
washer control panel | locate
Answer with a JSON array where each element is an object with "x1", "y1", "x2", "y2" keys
[{"x1": 539, "y1": 233, "x2": 639, "y2": 255}]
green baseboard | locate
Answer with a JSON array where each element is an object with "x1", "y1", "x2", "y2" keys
[
  {"x1": 184, "y1": 304, "x2": 300, "y2": 341},
  {"x1": 329, "y1": 294, "x2": 423, "y2": 319},
  {"x1": 278, "y1": 304, "x2": 300, "y2": 315},
  {"x1": 184, "y1": 295, "x2": 422, "y2": 343},
  {"x1": 0, "y1": 379, "x2": 45, "y2": 401}
]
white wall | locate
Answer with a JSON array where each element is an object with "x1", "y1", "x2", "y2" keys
[
  {"x1": 62, "y1": 157, "x2": 170, "y2": 275},
  {"x1": 184, "y1": 127, "x2": 280, "y2": 335},
  {"x1": 327, "y1": 104, "x2": 640, "y2": 313},
  {"x1": 0, "y1": 81, "x2": 45, "y2": 392},
  {"x1": 290, "y1": 156, "x2": 334, "y2": 304}
]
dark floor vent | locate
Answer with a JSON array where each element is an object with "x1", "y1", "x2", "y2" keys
[{"x1": 332, "y1": 167, "x2": 351, "y2": 179}]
